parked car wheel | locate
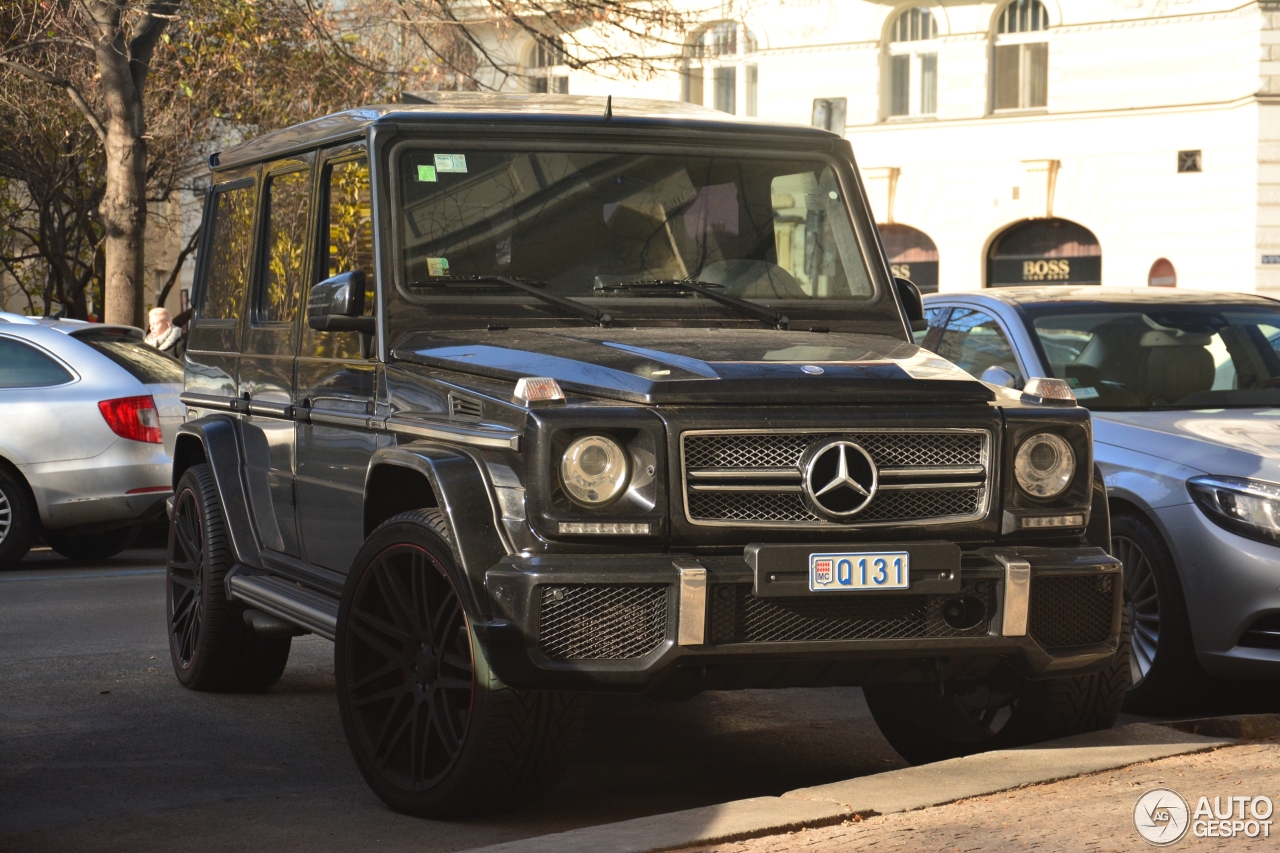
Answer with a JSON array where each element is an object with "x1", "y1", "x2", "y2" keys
[
  {"x1": 167, "y1": 464, "x2": 291, "y2": 692},
  {"x1": 1111, "y1": 512, "x2": 1203, "y2": 712},
  {"x1": 865, "y1": 610, "x2": 1129, "y2": 764},
  {"x1": 0, "y1": 464, "x2": 38, "y2": 569},
  {"x1": 336, "y1": 509, "x2": 582, "y2": 818},
  {"x1": 43, "y1": 524, "x2": 140, "y2": 560}
]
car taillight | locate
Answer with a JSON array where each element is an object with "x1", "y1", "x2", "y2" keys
[{"x1": 98, "y1": 395, "x2": 163, "y2": 444}]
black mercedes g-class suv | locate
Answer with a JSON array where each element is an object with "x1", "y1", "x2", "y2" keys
[{"x1": 168, "y1": 93, "x2": 1126, "y2": 818}]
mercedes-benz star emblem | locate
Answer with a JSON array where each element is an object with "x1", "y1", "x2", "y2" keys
[
  {"x1": 801, "y1": 439, "x2": 878, "y2": 520},
  {"x1": 801, "y1": 364, "x2": 824, "y2": 375}
]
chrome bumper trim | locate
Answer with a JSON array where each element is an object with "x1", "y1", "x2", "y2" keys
[
  {"x1": 998, "y1": 554, "x2": 1032, "y2": 637},
  {"x1": 673, "y1": 558, "x2": 708, "y2": 646}
]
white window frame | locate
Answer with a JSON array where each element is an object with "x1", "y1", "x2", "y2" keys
[
  {"x1": 681, "y1": 22, "x2": 759, "y2": 116},
  {"x1": 991, "y1": 1, "x2": 1050, "y2": 113},
  {"x1": 526, "y1": 39, "x2": 569, "y2": 94},
  {"x1": 884, "y1": 8, "x2": 939, "y2": 121}
]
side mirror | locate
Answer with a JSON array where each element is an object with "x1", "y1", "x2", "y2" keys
[
  {"x1": 980, "y1": 366, "x2": 1020, "y2": 389},
  {"x1": 307, "y1": 271, "x2": 375, "y2": 334},
  {"x1": 894, "y1": 276, "x2": 927, "y2": 332}
]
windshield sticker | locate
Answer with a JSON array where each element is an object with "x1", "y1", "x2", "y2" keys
[
  {"x1": 434, "y1": 153, "x2": 468, "y2": 174},
  {"x1": 427, "y1": 257, "x2": 450, "y2": 276},
  {"x1": 416, "y1": 164, "x2": 437, "y2": 182},
  {"x1": 1074, "y1": 386, "x2": 1100, "y2": 400}
]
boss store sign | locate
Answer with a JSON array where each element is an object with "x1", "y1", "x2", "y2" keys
[{"x1": 989, "y1": 255, "x2": 1101, "y2": 286}]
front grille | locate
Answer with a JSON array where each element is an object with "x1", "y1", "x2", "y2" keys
[
  {"x1": 538, "y1": 584, "x2": 668, "y2": 660},
  {"x1": 708, "y1": 581, "x2": 994, "y2": 644},
  {"x1": 1028, "y1": 575, "x2": 1116, "y2": 649},
  {"x1": 681, "y1": 429, "x2": 991, "y2": 528}
]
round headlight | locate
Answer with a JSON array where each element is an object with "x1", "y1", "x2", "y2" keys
[
  {"x1": 560, "y1": 435, "x2": 630, "y2": 507},
  {"x1": 1014, "y1": 433, "x2": 1076, "y2": 498}
]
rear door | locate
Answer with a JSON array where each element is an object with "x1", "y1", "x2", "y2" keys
[
  {"x1": 295, "y1": 146, "x2": 379, "y2": 573},
  {"x1": 238, "y1": 158, "x2": 313, "y2": 558}
]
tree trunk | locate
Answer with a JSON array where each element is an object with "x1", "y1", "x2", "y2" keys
[{"x1": 100, "y1": 114, "x2": 147, "y2": 327}]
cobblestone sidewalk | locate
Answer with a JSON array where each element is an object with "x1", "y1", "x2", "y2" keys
[{"x1": 680, "y1": 742, "x2": 1280, "y2": 853}]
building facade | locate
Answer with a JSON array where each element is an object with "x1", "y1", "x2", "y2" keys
[{"x1": 535, "y1": 0, "x2": 1280, "y2": 294}]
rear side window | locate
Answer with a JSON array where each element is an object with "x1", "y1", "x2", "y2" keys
[
  {"x1": 201, "y1": 184, "x2": 255, "y2": 320},
  {"x1": 258, "y1": 168, "x2": 311, "y2": 324},
  {"x1": 73, "y1": 328, "x2": 183, "y2": 385},
  {"x1": 0, "y1": 336, "x2": 74, "y2": 388}
]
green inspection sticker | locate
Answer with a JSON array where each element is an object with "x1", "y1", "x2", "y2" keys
[{"x1": 416, "y1": 164, "x2": 437, "y2": 182}]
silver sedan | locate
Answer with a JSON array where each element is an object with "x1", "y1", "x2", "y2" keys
[
  {"x1": 920, "y1": 287, "x2": 1280, "y2": 710},
  {"x1": 0, "y1": 313, "x2": 183, "y2": 566}
]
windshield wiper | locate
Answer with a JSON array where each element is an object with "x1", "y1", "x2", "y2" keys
[
  {"x1": 409, "y1": 275, "x2": 612, "y2": 327},
  {"x1": 611, "y1": 279, "x2": 789, "y2": 330}
]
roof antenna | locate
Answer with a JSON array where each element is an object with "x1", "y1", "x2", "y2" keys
[{"x1": 604, "y1": 95, "x2": 612, "y2": 121}]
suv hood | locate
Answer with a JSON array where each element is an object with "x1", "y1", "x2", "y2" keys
[
  {"x1": 391, "y1": 328, "x2": 993, "y2": 405},
  {"x1": 1095, "y1": 409, "x2": 1280, "y2": 479}
]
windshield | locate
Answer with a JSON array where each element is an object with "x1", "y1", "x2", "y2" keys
[
  {"x1": 391, "y1": 146, "x2": 886, "y2": 332},
  {"x1": 1027, "y1": 303, "x2": 1280, "y2": 410},
  {"x1": 73, "y1": 328, "x2": 183, "y2": 385}
]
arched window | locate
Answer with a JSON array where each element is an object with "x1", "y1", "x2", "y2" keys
[
  {"x1": 886, "y1": 7, "x2": 939, "y2": 118},
  {"x1": 993, "y1": 0, "x2": 1049, "y2": 111},
  {"x1": 526, "y1": 38, "x2": 568, "y2": 94},
  {"x1": 879, "y1": 224, "x2": 940, "y2": 293},
  {"x1": 987, "y1": 218, "x2": 1101, "y2": 287},
  {"x1": 681, "y1": 21, "x2": 759, "y2": 115}
]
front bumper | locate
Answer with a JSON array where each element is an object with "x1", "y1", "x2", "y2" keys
[{"x1": 478, "y1": 544, "x2": 1123, "y2": 691}]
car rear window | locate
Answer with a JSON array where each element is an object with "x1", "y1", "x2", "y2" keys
[{"x1": 73, "y1": 328, "x2": 184, "y2": 385}]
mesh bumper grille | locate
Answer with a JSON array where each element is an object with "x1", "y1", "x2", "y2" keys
[
  {"x1": 708, "y1": 581, "x2": 994, "y2": 644},
  {"x1": 539, "y1": 584, "x2": 668, "y2": 660},
  {"x1": 1028, "y1": 575, "x2": 1116, "y2": 649}
]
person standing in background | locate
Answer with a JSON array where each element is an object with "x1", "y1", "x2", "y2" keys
[{"x1": 144, "y1": 306, "x2": 182, "y2": 353}]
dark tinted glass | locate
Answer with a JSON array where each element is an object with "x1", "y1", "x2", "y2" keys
[
  {"x1": 73, "y1": 328, "x2": 183, "y2": 385},
  {"x1": 201, "y1": 184, "x2": 255, "y2": 320},
  {"x1": 1027, "y1": 303, "x2": 1280, "y2": 410},
  {"x1": 0, "y1": 336, "x2": 74, "y2": 388},
  {"x1": 259, "y1": 169, "x2": 311, "y2": 324}
]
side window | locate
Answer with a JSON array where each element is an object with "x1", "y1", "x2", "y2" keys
[
  {"x1": 915, "y1": 305, "x2": 950, "y2": 347},
  {"x1": 200, "y1": 184, "x2": 255, "y2": 321},
  {"x1": 258, "y1": 169, "x2": 311, "y2": 324},
  {"x1": 936, "y1": 308, "x2": 1023, "y2": 382},
  {"x1": 0, "y1": 337, "x2": 74, "y2": 388},
  {"x1": 303, "y1": 156, "x2": 374, "y2": 360}
]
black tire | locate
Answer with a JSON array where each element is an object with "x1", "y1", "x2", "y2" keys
[
  {"x1": 43, "y1": 524, "x2": 140, "y2": 561},
  {"x1": 866, "y1": 610, "x2": 1130, "y2": 765},
  {"x1": 167, "y1": 464, "x2": 291, "y2": 692},
  {"x1": 336, "y1": 509, "x2": 582, "y2": 818},
  {"x1": 0, "y1": 464, "x2": 37, "y2": 569},
  {"x1": 1112, "y1": 511, "x2": 1204, "y2": 713}
]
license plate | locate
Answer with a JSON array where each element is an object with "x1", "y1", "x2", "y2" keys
[{"x1": 809, "y1": 551, "x2": 910, "y2": 591}]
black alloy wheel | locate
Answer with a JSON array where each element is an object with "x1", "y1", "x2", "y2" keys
[
  {"x1": 342, "y1": 541, "x2": 475, "y2": 790},
  {"x1": 166, "y1": 464, "x2": 291, "y2": 692},
  {"x1": 168, "y1": 486, "x2": 204, "y2": 670},
  {"x1": 337, "y1": 509, "x2": 581, "y2": 818}
]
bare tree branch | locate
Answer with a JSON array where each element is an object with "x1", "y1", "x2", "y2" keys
[
  {"x1": 154, "y1": 226, "x2": 198, "y2": 309},
  {"x1": 0, "y1": 57, "x2": 108, "y2": 143}
]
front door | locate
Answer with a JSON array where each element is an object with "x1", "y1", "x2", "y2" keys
[
  {"x1": 295, "y1": 148, "x2": 380, "y2": 573},
  {"x1": 238, "y1": 159, "x2": 312, "y2": 557}
]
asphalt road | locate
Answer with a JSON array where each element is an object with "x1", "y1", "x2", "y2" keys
[{"x1": 1, "y1": 547, "x2": 908, "y2": 853}]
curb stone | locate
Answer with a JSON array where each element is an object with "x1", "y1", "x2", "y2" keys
[{"x1": 459, "y1": 719, "x2": 1246, "y2": 853}]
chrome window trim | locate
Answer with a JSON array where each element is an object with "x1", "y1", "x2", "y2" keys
[{"x1": 678, "y1": 426, "x2": 993, "y2": 529}]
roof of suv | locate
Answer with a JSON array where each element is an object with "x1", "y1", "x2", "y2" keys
[
  {"x1": 928, "y1": 286, "x2": 1280, "y2": 308},
  {"x1": 212, "y1": 93, "x2": 840, "y2": 171}
]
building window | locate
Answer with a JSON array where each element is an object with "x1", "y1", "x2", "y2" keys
[
  {"x1": 682, "y1": 22, "x2": 759, "y2": 116},
  {"x1": 886, "y1": 7, "x2": 938, "y2": 119},
  {"x1": 527, "y1": 39, "x2": 569, "y2": 94},
  {"x1": 993, "y1": 0, "x2": 1048, "y2": 111},
  {"x1": 812, "y1": 98, "x2": 847, "y2": 136},
  {"x1": 878, "y1": 224, "x2": 939, "y2": 293}
]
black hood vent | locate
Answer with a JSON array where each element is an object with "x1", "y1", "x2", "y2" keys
[{"x1": 449, "y1": 393, "x2": 483, "y2": 421}]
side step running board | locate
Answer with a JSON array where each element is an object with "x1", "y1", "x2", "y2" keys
[{"x1": 228, "y1": 572, "x2": 340, "y2": 642}]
